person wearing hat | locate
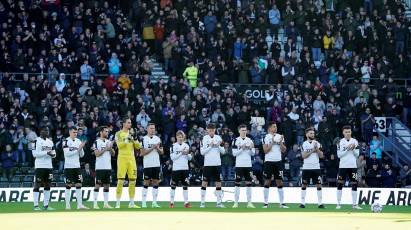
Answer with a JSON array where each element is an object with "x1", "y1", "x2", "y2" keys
[{"x1": 183, "y1": 62, "x2": 198, "y2": 88}]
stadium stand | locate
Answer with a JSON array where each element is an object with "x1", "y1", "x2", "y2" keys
[{"x1": 0, "y1": 0, "x2": 411, "y2": 188}]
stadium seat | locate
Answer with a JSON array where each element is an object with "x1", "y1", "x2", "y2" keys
[
  {"x1": 23, "y1": 176, "x2": 34, "y2": 182},
  {"x1": 11, "y1": 176, "x2": 22, "y2": 182},
  {"x1": 9, "y1": 182, "x2": 21, "y2": 187},
  {"x1": 0, "y1": 182, "x2": 9, "y2": 188},
  {"x1": 22, "y1": 182, "x2": 33, "y2": 187},
  {"x1": 20, "y1": 167, "x2": 30, "y2": 173}
]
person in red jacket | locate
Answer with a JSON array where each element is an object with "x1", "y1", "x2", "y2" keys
[
  {"x1": 154, "y1": 19, "x2": 165, "y2": 57},
  {"x1": 103, "y1": 75, "x2": 117, "y2": 93}
]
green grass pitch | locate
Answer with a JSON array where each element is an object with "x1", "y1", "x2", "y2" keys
[{"x1": 0, "y1": 202, "x2": 410, "y2": 214}]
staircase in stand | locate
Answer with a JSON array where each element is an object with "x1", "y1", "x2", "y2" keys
[{"x1": 150, "y1": 59, "x2": 169, "y2": 83}]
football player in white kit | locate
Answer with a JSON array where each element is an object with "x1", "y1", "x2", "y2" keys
[
  {"x1": 262, "y1": 122, "x2": 288, "y2": 208},
  {"x1": 300, "y1": 128, "x2": 325, "y2": 209},
  {"x1": 32, "y1": 126, "x2": 56, "y2": 211},
  {"x1": 336, "y1": 125, "x2": 362, "y2": 209},
  {"x1": 200, "y1": 123, "x2": 225, "y2": 208},
  {"x1": 169, "y1": 130, "x2": 192, "y2": 208},
  {"x1": 141, "y1": 123, "x2": 164, "y2": 208},
  {"x1": 232, "y1": 124, "x2": 255, "y2": 208},
  {"x1": 92, "y1": 126, "x2": 115, "y2": 209},
  {"x1": 63, "y1": 126, "x2": 88, "y2": 210}
]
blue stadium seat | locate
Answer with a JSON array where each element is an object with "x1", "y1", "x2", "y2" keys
[
  {"x1": 22, "y1": 182, "x2": 33, "y2": 187},
  {"x1": 23, "y1": 176, "x2": 34, "y2": 182},
  {"x1": 9, "y1": 182, "x2": 21, "y2": 187},
  {"x1": 11, "y1": 176, "x2": 22, "y2": 182}
]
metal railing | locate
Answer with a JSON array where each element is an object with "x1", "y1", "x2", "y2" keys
[
  {"x1": 376, "y1": 117, "x2": 411, "y2": 167},
  {"x1": 0, "y1": 72, "x2": 138, "y2": 80}
]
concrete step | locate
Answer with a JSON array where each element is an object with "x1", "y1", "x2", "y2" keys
[
  {"x1": 151, "y1": 71, "x2": 166, "y2": 76},
  {"x1": 152, "y1": 67, "x2": 163, "y2": 71},
  {"x1": 148, "y1": 58, "x2": 169, "y2": 82}
]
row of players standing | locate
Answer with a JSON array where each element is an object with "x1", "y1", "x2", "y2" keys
[{"x1": 30, "y1": 119, "x2": 362, "y2": 210}]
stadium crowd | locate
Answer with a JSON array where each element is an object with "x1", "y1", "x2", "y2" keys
[{"x1": 0, "y1": 0, "x2": 411, "y2": 188}]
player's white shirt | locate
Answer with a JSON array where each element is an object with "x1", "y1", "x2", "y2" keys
[
  {"x1": 32, "y1": 137, "x2": 55, "y2": 169},
  {"x1": 170, "y1": 142, "x2": 192, "y2": 171},
  {"x1": 92, "y1": 138, "x2": 112, "y2": 170},
  {"x1": 63, "y1": 137, "x2": 84, "y2": 169},
  {"x1": 302, "y1": 140, "x2": 321, "y2": 170},
  {"x1": 142, "y1": 135, "x2": 161, "y2": 168},
  {"x1": 337, "y1": 138, "x2": 360, "y2": 168},
  {"x1": 263, "y1": 133, "x2": 284, "y2": 162},
  {"x1": 200, "y1": 134, "x2": 225, "y2": 166},
  {"x1": 232, "y1": 137, "x2": 255, "y2": 167}
]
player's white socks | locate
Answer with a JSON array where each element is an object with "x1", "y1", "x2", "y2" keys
[
  {"x1": 129, "y1": 198, "x2": 135, "y2": 206},
  {"x1": 153, "y1": 186, "x2": 159, "y2": 202},
  {"x1": 263, "y1": 186, "x2": 269, "y2": 204},
  {"x1": 278, "y1": 187, "x2": 284, "y2": 204},
  {"x1": 317, "y1": 189, "x2": 323, "y2": 205},
  {"x1": 170, "y1": 188, "x2": 176, "y2": 204},
  {"x1": 352, "y1": 190, "x2": 358, "y2": 206},
  {"x1": 234, "y1": 186, "x2": 240, "y2": 203},
  {"x1": 142, "y1": 186, "x2": 148, "y2": 204},
  {"x1": 246, "y1": 186, "x2": 252, "y2": 203},
  {"x1": 201, "y1": 187, "x2": 206, "y2": 204},
  {"x1": 44, "y1": 189, "x2": 50, "y2": 207},
  {"x1": 65, "y1": 189, "x2": 71, "y2": 207},
  {"x1": 33, "y1": 190, "x2": 39, "y2": 207},
  {"x1": 301, "y1": 189, "x2": 306, "y2": 205},
  {"x1": 76, "y1": 188, "x2": 83, "y2": 208},
  {"x1": 337, "y1": 189, "x2": 342, "y2": 205},
  {"x1": 103, "y1": 191, "x2": 109, "y2": 206},
  {"x1": 216, "y1": 188, "x2": 222, "y2": 204},
  {"x1": 183, "y1": 189, "x2": 188, "y2": 204},
  {"x1": 93, "y1": 190, "x2": 99, "y2": 206}
]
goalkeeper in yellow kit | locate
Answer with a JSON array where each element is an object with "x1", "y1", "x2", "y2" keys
[{"x1": 115, "y1": 117, "x2": 142, "y2": 208}]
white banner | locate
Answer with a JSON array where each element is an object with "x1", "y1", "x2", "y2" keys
[{"x1": 1, "y1": 187, "x2": 410, "y2": 206}]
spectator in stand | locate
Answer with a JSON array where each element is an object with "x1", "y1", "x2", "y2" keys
[
  {"x1": 80, "y1": 59, "x2": 94, "y2": 81},
  {"x1": 357, "y1": 155, "x2": 367, "y2": 187},
  {"x1": 108, "y1": 53, "x2": 122, "y2": 76},
  {"x1": 325, "y1": 154, "x2": 338, "y2": 186},
  {"x1": 366, "y1": 164, "x2": 381, "y2": 187},
  {"x1": 268, "y1": 4, "x2": 281, "y2": 39},
  {"x1": 183, "y1": 62, "x2": 198, "y2": 88},
  {"x1": 136, "y1": 108, "x2": 151, "y2": 129},
  {"x1": 281, "y1": 60, "x2": 295, "y2": 84},
  {"x1": 381, "y1": 164, "x2": 396, "y2": 188},
  {"x1": 286, "y1": 144, "x2": 302, "y2": 186},
  {"x1": 367, "y1": 152, "x2": 381, "y2": 169},
  {"x1": 221, "y1": 142, "x2": 234, "y2": 181},
  {"x1": 13, "y1": 126, "x2": 26, "y2": 166},
  {"x1": 55, "y1": 73, "x2": 67, "y2": 93},
  {"x1": 81, "y1": 163, "x2": 95, "y2": 187},
  {"x1": 360, "y1": 108, "x2": 375, "y2": 143},
  {"x1": 252, "y1": 149, "x2": 264, "y2": 185},
  {"x1": 1, "y1": 144, "x2": 18, "y2": 181},
  {"x1": 369, "y1": 135, "x2": 382, "y2": 159},
  {"x1": 399, "y1": 165, "x2": 411, "y2": 188}
]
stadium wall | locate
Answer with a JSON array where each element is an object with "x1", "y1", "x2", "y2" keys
[{"x1": 1, "y1": 187, "x2": 410, "y2": 206}]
